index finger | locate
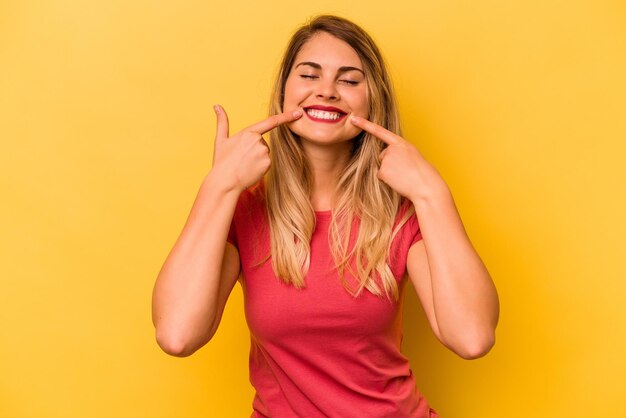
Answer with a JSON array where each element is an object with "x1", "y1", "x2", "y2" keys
[
  {"x1": 246, "y1": 109, "x2": 303, "y2": 135},
  {"x1": 350, "y1": 116, "x2": 401, "y2": 145}
]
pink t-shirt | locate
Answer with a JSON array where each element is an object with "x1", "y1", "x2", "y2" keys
[{"x1": 228, "y1": 183, "x2": 438, "y2": 418}]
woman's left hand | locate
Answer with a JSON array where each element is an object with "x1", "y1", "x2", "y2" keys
[{"x1": 350, "y1": 116, "x2": 446, "y2": 201}]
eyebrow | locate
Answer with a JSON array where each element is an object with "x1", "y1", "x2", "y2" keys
[{"x1": 295, "y1": 61, "x2": 365, "y2": 75}]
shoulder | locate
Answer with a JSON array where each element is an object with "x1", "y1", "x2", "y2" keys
[
  {"x1": 229, "y1": 180, "x2": 271, "y2": 263},
  {"x1": 235, "y1": 180, "x2": 266, "y2": 215},
  {"x1": 388, "y1": 199, "x2": 422, "y2": 273},
  {"x1": 394, "y1": 198, "x2": 421, "y2": 235},
  {"x1": 231, "y1": 180, "x2": 268, "y2": 235}
]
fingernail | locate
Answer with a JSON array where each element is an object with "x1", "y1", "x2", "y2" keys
[
  {"x1": 350, "y1": 116, "x2": 358, "y2": 123},
  {"x1": 293, "y1": 109, "x2": 302, "y2": 117},
  {"x1": 213, "y1": 104, "x2": 220, "y2": 114}
]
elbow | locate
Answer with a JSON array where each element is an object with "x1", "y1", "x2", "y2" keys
[
  {"x1": 443, "y1": 307, "x2": 499, "y2": 360},
  {"x1": 455, "y1": 331, "x2": 496, "y2": 360},
  {"x1": 155, "y1": 326, "x2": 212, "y2": 358},
  {"x1": 440, "y1": 325, "x2": 496, "y2": 360},
  {"x1": 155, "y1": 330, "x2": 195, "y2": 357},
  {"x1": 152, "y1": 309, "x2": 218, "y2": 357}
]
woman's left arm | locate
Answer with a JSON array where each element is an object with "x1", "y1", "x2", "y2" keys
[{"x1": 350, "y1": 116, "x2": 500, "y2": 359}]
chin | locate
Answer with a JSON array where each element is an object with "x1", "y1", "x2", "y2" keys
[{"x1": 288, "y1": 121, "x2": 358, "y2": 144}]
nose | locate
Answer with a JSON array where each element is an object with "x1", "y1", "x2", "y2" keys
[{"x1": 315, "y1": 79, "x2": 339, "y2": 101}]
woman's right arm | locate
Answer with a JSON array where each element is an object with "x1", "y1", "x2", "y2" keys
[
  {"x1": 151, "y1": 172, "x2": 242, "y2": 357},
  {"x1": 151, "y1": 105, "x2": 302, "y2": 357}
]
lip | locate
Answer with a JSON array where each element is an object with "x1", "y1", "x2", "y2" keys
[{"x1": 303, "y1": 105, "x2": 348, "y2": 124}]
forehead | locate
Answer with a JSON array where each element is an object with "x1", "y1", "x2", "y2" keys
[{"x1": 292, "y1": 32, "x2": 363, "y2": 69}]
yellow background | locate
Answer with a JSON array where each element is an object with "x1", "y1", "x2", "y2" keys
[{"x1": 2, "y1": 1, "x2": 625, "y2": 417}]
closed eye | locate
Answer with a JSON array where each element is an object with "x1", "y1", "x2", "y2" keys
[
  {"x1": 340, "y1": 80, "x2": 359, "y2": 85},
  {"x1": 300, "y1": 74, "x2": 318, "y2": 79}
]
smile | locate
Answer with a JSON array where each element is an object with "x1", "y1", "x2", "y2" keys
[{"x1": 304, "y1": 106, "x2": 347, "y2": 124}]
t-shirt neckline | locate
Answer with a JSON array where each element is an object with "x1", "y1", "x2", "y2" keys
[{"x1": 314, "y1": 210, "x2": 332, "y2": 219}]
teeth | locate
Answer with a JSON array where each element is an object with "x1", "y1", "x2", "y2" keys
[{"x1": 306, "y1": 109, "x2": 343, "y2": 120}]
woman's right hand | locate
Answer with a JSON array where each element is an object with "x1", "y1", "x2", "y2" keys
[{"x1": 211, "y1": 105, "x2": 303, "y2": 193}]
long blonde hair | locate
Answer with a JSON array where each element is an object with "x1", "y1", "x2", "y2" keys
[{"x1": 265, "y1": 15, "x2": 414, "y2": 301}]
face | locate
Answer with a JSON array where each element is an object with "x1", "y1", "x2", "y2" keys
[{"x1": 283, "y1": 32, "x2": 369, "y2": 145}]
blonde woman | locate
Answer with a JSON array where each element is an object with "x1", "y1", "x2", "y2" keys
[{"x1": 152, "y1": 15, "x2": 499, "y2": 418}]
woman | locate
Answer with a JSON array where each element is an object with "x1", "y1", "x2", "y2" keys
[{"x1": 152, "y1": 15, "x2": 499, "y2": 418}]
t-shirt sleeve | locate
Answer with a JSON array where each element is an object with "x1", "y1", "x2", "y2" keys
[
  {"x1": 388, "y1": 200, "x2": 423, "y2": 279},
  {"x1": 397, "y1": 199, "x2": 422, "y2": 247},
  {"x1": 408, "y1": 211, "x2": 423, "y2": 247},
  {"x1": 224, "y1": 181, "x2": 266, "y2": 252},
  {"x1": 226, "y1": 185, "x2": 253, "y2": 250}
]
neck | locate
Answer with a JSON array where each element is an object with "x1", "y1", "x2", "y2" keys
[{"x1": 301, "y1": 141, "x2": 352, "y2": 211}]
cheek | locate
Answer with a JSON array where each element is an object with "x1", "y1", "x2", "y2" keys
[
  {"x1": 345, "y1": 89, "x2": 369, "y2": 117},
  {"x1": 283, "y1": 79, "x2": 307, "y2": 109}
]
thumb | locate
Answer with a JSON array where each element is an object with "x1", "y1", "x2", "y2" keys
[{"x1": 214, "y1": 104, "x2": 229, "y2": 140}]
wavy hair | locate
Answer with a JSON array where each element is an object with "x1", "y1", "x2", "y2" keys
[{"x1": 265, "y1": 15, "x2": 414, "y2": 301}]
